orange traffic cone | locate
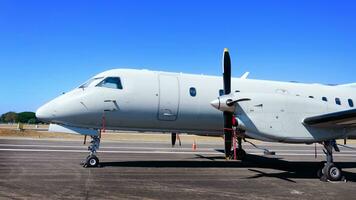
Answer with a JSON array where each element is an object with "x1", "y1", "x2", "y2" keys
[{"x1": 192, "y1": 139, "x2": 197, "y2": 151}]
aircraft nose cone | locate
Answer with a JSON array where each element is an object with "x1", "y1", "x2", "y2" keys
[
  {"x1": 36, "y1": 104, "x2": 54, "y2": 123},
  {"x1": 210, "y1": 98, "x2": 220, "y2": 110}
]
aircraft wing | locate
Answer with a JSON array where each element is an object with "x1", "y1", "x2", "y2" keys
[{"x1": 303, "y1": 109, "x2": 356, "y2": 127}]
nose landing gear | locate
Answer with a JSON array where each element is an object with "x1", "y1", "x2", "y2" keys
[{"x1": 83, "y1": 135, "x2": 100, "y2": 168}]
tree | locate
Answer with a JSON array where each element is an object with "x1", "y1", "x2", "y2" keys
[
  {"x1": 27, "y1": 118, "x2": 37, "y2": 124},
  {"x1": 1, "y1": 112, "x2": 18, "y2": 123},
  {"x1": 1, "y1": 111, "x2": 40, "y2": 124},
  {"x1": 17, "y1": 112, "x2": 36, "y2": 123}
]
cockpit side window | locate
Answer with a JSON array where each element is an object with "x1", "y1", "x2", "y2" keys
[
  {"x1": 96, "y1": 77, "x2": 123, "y2": 89},
  {"x1": 79, "y1": 77, "x2": 104, "y2": 88}
]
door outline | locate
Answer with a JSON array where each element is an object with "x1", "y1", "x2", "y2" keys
[{"x1": 157, "y1": 74, "x2": 180, "y2": 121}]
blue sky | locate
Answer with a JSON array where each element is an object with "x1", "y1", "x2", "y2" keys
[{"x1": 1, "y1": 0, "x2": 356, "y2": 114}]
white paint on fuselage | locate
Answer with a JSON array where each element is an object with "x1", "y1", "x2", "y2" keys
[{"x1": 36, "y1": 69, "x2": 356, "y2": 143}]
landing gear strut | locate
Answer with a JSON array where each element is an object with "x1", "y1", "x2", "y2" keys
[
  {"x1": 83, "y1": 135, "x2": 100, "y2": 168},
  {"x1": 318, "y1": 140, "x2": 343, "y2": 181}
]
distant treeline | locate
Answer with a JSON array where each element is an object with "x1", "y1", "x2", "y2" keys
[{"x1": 0, "y1": 112, "x2": 39, "y2": 124}]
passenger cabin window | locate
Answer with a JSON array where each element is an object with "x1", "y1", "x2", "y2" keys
[
  {"x1": 335, "y1": 98, "x2": 341, "y2": 105},
  {"x1": 219, "y1": 89, "x2": 224, "y2": 96},
  {"x1": 322, "y1": 97, "x2": 328, "y2": 102},
  {"x1": 349, "y1": 99, "x2": 354, "y2": 107},
  {"x1": 189, "y1": 87, "x2": 197, "y2": 97},
  {"x1": 309, "y1": 96, "x2": 314, "y2": 99},
  {"x1": 96, "y1": 77, "x2": 123, "y2": 89}
]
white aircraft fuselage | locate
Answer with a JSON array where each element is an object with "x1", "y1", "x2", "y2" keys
[{"x1": 36, "y1": 69, "x2": 356, "y2": 143}]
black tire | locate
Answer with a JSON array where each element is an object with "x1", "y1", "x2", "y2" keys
[
  {"x1": 325, "y1": 163, "x2": 342, "y2": 181},
  {"x1": 317, "y1": 162, "x2": 326, "y2": 178},
  {"x1": 86, "y1": 155, "x2": 99, "y2": 167},
  {"x1": 317, "y1": 168, "x2": 323, "y2": 178}
]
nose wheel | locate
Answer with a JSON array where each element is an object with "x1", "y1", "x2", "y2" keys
[{"x1": 83, "y1": 135, "x2": 101, "y2": 168}]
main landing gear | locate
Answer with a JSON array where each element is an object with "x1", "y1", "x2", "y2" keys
[
  {"x1": 318, "y1": 140, "x2": 344, "y2": 182},
  {"x1": 83, "y1": 135, "x2": 101, "y2": 168}
]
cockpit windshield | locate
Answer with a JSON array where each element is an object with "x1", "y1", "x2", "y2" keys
[
  {"x1": 96, "y1": 77, "x2": 123, "y2": 89},
  {"x1": 79, "y1": 77, "x2": 104, "y2": 88}
]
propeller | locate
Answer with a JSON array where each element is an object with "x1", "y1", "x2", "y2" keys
[
  {"x1": 222, "y1": 48, "x2": 233, "y2": 159},
  {"x1": 211, "y1": 49, "x2": 250, "y2": 159}
]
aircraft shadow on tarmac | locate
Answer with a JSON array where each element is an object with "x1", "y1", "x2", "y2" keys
[{"x1": 99, "y1": 152, "x2": 356, "y2": 182}]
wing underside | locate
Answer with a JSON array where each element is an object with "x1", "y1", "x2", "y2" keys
[{"x1": 303, "y1": 109, "x2": 356, "y2": 128}]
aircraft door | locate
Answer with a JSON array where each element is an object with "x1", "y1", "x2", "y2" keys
[{"x1": 158, "y1": 74, "x2": 179, "y2": 121}]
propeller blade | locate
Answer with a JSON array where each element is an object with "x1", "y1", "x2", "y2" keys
[
  {"x1": 223, "y1": 48, "x2": 231, "y2": 95},
  {"x1": 224, "y1": 112, "x2": 232, "y2": 158},
  {"x1": 222, "y1": 48, "x2": 233, "y2": 158}
]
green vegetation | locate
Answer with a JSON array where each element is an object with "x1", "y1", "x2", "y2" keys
[
  {"x1": 0, "y1": 112, "x2": 39, "y2": 124},
  {"x1": 0, "y1": 112, "x2": 18, "y2": 123}
]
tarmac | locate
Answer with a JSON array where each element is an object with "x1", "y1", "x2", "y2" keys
[{"x1": 0, "y1": 137, "x2": 356, "y2": 200}]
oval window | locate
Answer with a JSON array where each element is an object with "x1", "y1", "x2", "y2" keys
[
  {"x1": 348, "y1": 99, "x2": 354, "y2": 107},
  {"x1": 189, "y1": 87, "x2": 197, "y2": 97}
]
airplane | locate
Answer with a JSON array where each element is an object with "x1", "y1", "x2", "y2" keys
[{"x1": 36, "y1": 48, "x2": 356, "y2": 182}]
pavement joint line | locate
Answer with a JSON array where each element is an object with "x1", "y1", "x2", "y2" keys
[
  {"x1": 0, "y1": 137, "x2": 222, "y2": 144},
  {"x1": 1, "y1": 148, "x2": 356, "y2": 156},
  {"x1": 0, "y1": 148, "x2": 222, "y2": 154},
  {"x1": 1, "y1": 144, "x2": 356, "y2": 153},
  {"x1": 3, "y1": 137, "x2": 356, "y2": 147},
  {"x1": 1, "y1": 137, "x2": 356, "y2": 147}
]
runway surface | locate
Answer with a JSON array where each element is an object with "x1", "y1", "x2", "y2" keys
[{"x1": 0, "y1": 138, "x2": 356, "y2": 200}]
